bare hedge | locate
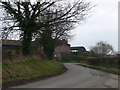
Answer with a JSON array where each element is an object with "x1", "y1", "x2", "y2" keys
[{"x1": 86, "y1": 56, "x2": 119, "y2": 68}]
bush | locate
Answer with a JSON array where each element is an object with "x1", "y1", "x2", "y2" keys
[{"x1": 70, "y1": 55, "x2": 87, "y2": 62}]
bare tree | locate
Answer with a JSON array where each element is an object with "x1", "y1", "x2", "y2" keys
[
  {"x1": 1, "y1": 0, "x2": 93, "y2": 58},
  {"x1": 1, "y1": 1, "x2": 57, "y2": 56},
  {"x1": 34, "y1": 0, "x2": 93, "y2": 59},
  {"x1": 90, "y1": 41, "x2": 114, "y2": 56}
]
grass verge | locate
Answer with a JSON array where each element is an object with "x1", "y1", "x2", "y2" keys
[
  {"x1": 79, "y1": 63, "x2": 119, "y2": 75},
  {"x1": 3, "y1": 58, "x2": 66, "y2": 88}
]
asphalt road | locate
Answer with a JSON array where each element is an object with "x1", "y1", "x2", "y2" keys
[{"x1": 13, "y1": 63, "x2": 118, "y2": 88}]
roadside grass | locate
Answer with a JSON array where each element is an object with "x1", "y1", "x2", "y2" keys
[
  {"x1": 79, "y1": 63, "x2": 119, "y2": 75},
  {"x1": 3, "y1": 58, "x2": 64, "y2": 83}
]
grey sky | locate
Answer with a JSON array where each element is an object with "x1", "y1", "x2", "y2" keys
[
  {"x1": 69, "y1": 0, "x2": 118, "y2": 51},
  {"x1": 118, "y1": 1, "x2": 120, "y2": 53}
]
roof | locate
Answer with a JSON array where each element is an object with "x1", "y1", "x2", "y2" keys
[
  {"x1": 2, "y1": 40, "x2": 21, "y2": 46},
  {"x1": 70, "y1": 46, "x2": 86, "y2": 53},
  {"x1": 2, "y1": 39, "x2": 70, "y2": 48}
]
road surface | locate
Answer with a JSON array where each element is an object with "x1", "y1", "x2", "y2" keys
[{"x1": 13, "y1": 63, "x2": 118, "y2": 88}]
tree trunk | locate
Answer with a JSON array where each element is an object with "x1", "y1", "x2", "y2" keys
[
  {"x1": 41, "y1": 37, "x2": 55, "y2": 60},
  {"x1": 22, "y1": 30, "x2": 32, "y2": 56}
]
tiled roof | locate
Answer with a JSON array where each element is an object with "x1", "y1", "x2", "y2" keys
[
  {"x1": 2, "y1": 40, "x2": 21, "y2": 46},
  {"x1": 2, "y1": 40, "x2": 40, "y2": 46},
  {"x1": 2, "y1": 39, "x2": 70, "y2": 47},
  {"x1": 70, "y1": 46, "x2": 86, "y2": 52}
]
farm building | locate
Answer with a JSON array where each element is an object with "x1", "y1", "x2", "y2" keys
[
  {"x1": 2, "y1": 39, "x2": 71, "y2": 61},
  {"x1": 70, "y1": 46, "x2": 86, "y2": 54}
]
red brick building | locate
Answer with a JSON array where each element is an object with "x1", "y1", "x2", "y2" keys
[
  {"x1": 2, "y1": 39, "x2": 70, "y2": 61},
  {"x1": 54, "y1": 39, "x2": 71, "y2": 60}
]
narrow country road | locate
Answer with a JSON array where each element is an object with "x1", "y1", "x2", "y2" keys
[{"x1": 12, "y1": 63, "x2": 118, "y2": 88}]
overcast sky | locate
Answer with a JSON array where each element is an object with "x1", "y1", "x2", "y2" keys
[{"x1": 69, "y1": 0, "x2": 118, "y2": 51}]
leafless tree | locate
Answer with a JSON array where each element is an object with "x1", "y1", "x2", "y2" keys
[
  {"x1": 0, "y1": 0, "x2": 93, "y2": 58},
  {"x1": 90, "y1": 41, "x2": 114, "y2": 56}
]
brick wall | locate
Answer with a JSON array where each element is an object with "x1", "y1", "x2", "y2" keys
[
  {"x1": 54, "y1": 45, "x2": 70, "y2": 60},
  {"x1": 2, "y1": 40, "x2": 71, "y2": 61}
]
